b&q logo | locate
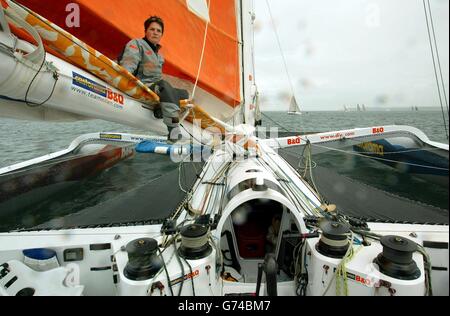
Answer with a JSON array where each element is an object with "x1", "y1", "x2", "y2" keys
[
  {"x1": 107, "y1": 90, "x2": 124, "y2": 105},
  {"x1": 372, "y1": 127, "x2": 385, "y2": 134},
  {"x1": 287, "y1": 137, "x2": 301, "y2": 145}
]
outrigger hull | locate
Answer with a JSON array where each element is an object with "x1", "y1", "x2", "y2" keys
[
  {"x1": 0, "y1": 40, "x2": 167, "y2": 134},
  {"x1": 354, "y1": 137, "x2": 449, "y2": 187},
  {"x1": 0, "y1": 143, "x2": 135, "y2": 217}
]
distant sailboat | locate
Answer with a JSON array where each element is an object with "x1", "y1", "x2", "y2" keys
[{"x1": 287, "y1": 95, "x2": 302, "y2": 115}]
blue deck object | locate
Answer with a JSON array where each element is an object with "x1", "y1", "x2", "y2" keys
[{"x1": 136, "y1": 141, "x2": 208, "y2": 157}]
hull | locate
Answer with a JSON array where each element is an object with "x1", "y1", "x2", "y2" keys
[{"x1": 0, "y1": 143, "x2": 135, "y2": 217}]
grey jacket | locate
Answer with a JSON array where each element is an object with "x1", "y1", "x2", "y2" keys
[{"x1": 120, "y1": 38, "x2": 164, "y2": 85}]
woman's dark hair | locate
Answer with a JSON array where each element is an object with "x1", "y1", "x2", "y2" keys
[{"x1": 145, "y1": 16, "x2": 164, "y2": 33}]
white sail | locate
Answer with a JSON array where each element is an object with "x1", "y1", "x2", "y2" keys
[{"x1": 287, "y1": 95, "x2": 301, "y2": 115}]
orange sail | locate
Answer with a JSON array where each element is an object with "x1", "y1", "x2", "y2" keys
[
  {"x1": 15, "y1": 0, "x2": 241, "y2": 111},
  {"x1": 2, "y1": 0, "x2": 160, "y2": 107}
]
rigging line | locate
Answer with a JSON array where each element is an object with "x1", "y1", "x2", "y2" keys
[
  {"x1": 422, "y1": 0, "x2": 449, "y2": 140},
  {"x1": 257, "y1": 148, "x2": 322, "y2": 213},
  {"x1": 157, "y1": 247, "x2": 175, "y2": 296},
  {"x1": 310, "y1": 142, "x2": 449, "y2": 171},
  {"x1": 251, "y1": 0, "x2": 257, "y2": 85},
  {"x1": 265, "y1": 0, "x2": 297, "y2": 101},
  {"x1": 191, "y1": 0, "x2": 211, "y2": 101},
  {"x1": 178, "y1": 154, "x2": 191, "y2": 194},
  {"x1": 426, "y1": 0, "x2": 449, "y2": 114},
  {"x1": 179, "y1": 123, "x2": 208, "y2": 147},
  {"x1": 306, "y1": 146, "x2": 322, "y2": 198},
  {"x1": 24, "y1": 50, "x2": 59, "y2": 108},
  {"x1": 173, "y1": 241, "x2": 185, "y2": 296},
  {"x1": 260, "y1": 112, "x2": 291, "y2": 132}
]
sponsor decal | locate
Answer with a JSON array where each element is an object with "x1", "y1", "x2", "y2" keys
[
  {"x1": 100, "y1": 133, "x2": 123, "y2": 140},
  {"x1": 349, "y1": 273, "x2": 372, "y2": 286},
  {"x1": 131, "y1": 136, "x2": 146, "y2": 142},
  {"x1": 287, "y1": 137, "x2": 301, "y2": 145},
  {"x1": 73, "y1": 72, "x2": 107, "y2": 97},
  {"x1": 355, "y1": 142, "x2": 384, "y2": 156},
  {"x1": 319, "y1": 131, "x2": 356, "y2": 141},
  {"x1": 106, "y1": 90, "x2": 124, "y2": 105},
  {"x1": 72, "y1": 72, "x2": 124, "y2": 106},
  {"x1": 334, "y1": 269, "x2": 372, "y2": 287},
  {"x1": 372, "y1": 127, "x2": 385, "y2": 134},
  {"x1": 170, "y1": 270, "x2": 200, "y2": 287}
]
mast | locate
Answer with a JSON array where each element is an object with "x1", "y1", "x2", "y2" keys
[{"x1": 239, "y1": 0, "x2": 257, "y2": 126}]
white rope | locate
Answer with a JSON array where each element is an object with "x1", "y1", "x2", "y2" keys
[
  {"x1": 191, "y1": 0, "x2": 211, "y2": 101},
  {"x1": 181, "y1": 232, "x2": 210, "y2": 249}
]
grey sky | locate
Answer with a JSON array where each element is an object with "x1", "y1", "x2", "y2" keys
[{"x1": 254, "y1": 0, "x2": 449, "y2": 111}]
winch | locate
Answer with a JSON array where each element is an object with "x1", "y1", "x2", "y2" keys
[
  {"x1": 374, "y1": 235, "x2": 421, "y2": 280},
  {"x1": 178, "y1": 224, "x2": 212, "y2": 260},
  {"x1": 316, "y1": 220, "x2": 350, "y2": 259},
  {"x1": 124, "y1": 238, "x2": 163, "y2": 281}
]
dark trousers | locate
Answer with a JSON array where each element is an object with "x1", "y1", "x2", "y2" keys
[
  {"x1": 152, "y1": 80, "x2": 189, "y2": 105},
  {"x1": 149, "y1": 80, "x2": 189, "y2": 129}
]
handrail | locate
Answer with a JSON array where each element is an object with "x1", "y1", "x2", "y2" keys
[{"x1": 3, "y1": 4, "x2": 44, "y2": 63}]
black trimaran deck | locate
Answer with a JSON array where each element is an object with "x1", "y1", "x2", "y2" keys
[
  {"x1": 33, "y1": 162, "x2": 203, "y2": 230},
  {"x1": 30, "y1": 149, "x2": 448, "y2": 230},
  {"x1": 279, "y1": 148, "x2": 448, "y2": 225}
]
